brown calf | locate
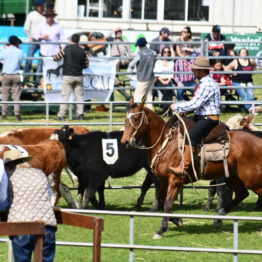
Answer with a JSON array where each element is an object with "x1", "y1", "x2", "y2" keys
[
  {"x1": 0, "y1": 140, "x2": 66, "y2": 205},
  {"x1": 0, "y1": 126, "x2": 89, "y2": 206}
]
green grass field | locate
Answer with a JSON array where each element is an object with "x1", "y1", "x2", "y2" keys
[{"x1": 1, "y1": 74, "x2": 262, "y2": 261}]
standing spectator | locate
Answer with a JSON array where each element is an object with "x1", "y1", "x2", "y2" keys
[
  {"x1": 205, "y1": 25, "x2": 226, "y2": 56},
  {"x1": 224, "y1": 48, "x2": 259, "y2": 114},
  {"x1": 149, "y1": 27, "x2": 175, "y2": 57},
  {"x1": 0, "y1": 36, "x2": 23, "y2": 121},
  {"x1": 23, "y1": 0, "x2": 46, "y2": 87},
  {"x1": 106, "y1": 27, "x2": 132, "y2": 85},
  {"x1": 127, "y1": 37, "x2": 156, "y2": 110},
  {"x1": 3, "y1": 149, "x2": 57, "y2": 262},
  {"x1": 154, "y1": 47, "x2": 174, "y2": 113},
  {"x1": 35, "y1": 8, "x2": 65, "y2": 87},
  {"x1": 54, "y1": 34, "x2": 89, "y2": 121},
  {"x1": 173, "y1": 50, "x2": 195, "y2": 101},
  {"x1": 176, "y1": 26, "x2": 199, "y2": 57}
]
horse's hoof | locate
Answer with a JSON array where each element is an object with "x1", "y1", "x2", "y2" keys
[
  {"x1": 169, "y1": 217, "x2": 183, "y2": 227},
  {"x1": 153, "y1": 233, "x2": 162, "y2": 240}
]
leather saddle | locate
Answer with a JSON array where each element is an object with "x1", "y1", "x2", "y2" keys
[{"x1": 169, "y1": 116, "x2": 230, "y2": 177}]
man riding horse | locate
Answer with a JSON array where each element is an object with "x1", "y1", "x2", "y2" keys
[{"x1": 169, "y1": 56, "x2": 220, "y2": 176}]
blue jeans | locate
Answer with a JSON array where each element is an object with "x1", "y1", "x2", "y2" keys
[
  {"x1": 232, "y1": 81, "x2": 254, "y2": 112},
  {"x1": 176, "y1": 81, "x2": 195, "y2": 101},
  {"x1": 11, "y1": 226, "x2": 56, "y2": 262},
  {"x1": 24, "y1": 43, "x2": 42, "y2": 84}
]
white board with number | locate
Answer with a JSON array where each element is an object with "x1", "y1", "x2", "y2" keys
[{"x1": 102, "y1": 139, "x2": 118, "y2": 165}]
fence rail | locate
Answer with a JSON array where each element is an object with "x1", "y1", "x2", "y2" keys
[{"x1": 1, "y1": 208, "x2": 261, "y2": 262}]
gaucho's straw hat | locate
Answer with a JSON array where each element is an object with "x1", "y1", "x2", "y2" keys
[
  {"x1": 189, "y1": 56, "x2": 213, "y2": 70},
  {"x1": 4, "y1": 149, "x2": 32, "y2": 165}
]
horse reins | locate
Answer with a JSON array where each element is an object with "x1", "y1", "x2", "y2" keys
[{"x1": 126, "y1": 110, "x2": 168, "y2": 150}]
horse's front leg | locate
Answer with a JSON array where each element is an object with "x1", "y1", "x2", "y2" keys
[{"x1": 153, "y1": 175, "x2": 183, "y2": 239}]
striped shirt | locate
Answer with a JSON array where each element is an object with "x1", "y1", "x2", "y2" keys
[
  {"x1": 173, "y1": 74, "x2": 221, "y2": 115},
  {"x1": 173, "y1": 58, "x2": 195, "y2": 84},
  {"x1": 53, "y1": 44, "x2": 89, "y2": 76}
]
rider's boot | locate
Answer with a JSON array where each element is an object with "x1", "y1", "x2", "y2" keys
[{"x1": 169, "y1": 145, "x2": 195, "y2": 177}]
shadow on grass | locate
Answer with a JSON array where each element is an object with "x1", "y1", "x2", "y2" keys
[{"x1": 166, "y1": 221, "x2": 262, "y2": 237}]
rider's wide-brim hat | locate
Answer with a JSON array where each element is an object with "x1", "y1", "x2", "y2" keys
[
  {"x1": 190, "y1": 56, "x2": 213, "y2": 70},
  {"x1": 3, "y1": 149, "x2": 32, "y2": 165}
]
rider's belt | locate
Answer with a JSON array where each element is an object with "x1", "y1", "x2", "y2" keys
[{"x1": 205, "y1": 115, "x2": 219, "y2": 121}]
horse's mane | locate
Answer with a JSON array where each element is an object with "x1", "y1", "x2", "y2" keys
[{"x1": 130, "y1": 104, "x2": 166, "y2": 124}]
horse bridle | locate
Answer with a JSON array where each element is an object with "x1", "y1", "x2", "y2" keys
[
  {"x1": 125, "y1": 109, "x2": 168, "y2": 150},
  {"x1": 125, "y1": 110, "x2": 148, "y2": 142}
]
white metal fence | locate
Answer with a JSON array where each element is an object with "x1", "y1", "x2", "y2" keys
[{"x1": 1, "y1": 209, "x2": 262, "y2": 262}]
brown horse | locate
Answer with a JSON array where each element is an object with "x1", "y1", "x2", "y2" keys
[{"x1": 121, "y1": 98, "x2": 262, "y2": 238}]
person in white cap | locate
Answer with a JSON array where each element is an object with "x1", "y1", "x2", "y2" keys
[
  {"x1": 3, "y1": 149, "x2": 57, "y2": 262},
  {"x1": 169, "y1": 56, "x2": 221, "y2": 177}
]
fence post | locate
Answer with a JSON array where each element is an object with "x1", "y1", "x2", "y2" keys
[
  {"x1": 45, "y1": 102, "x2": 49, "y2": 126},
  {"x1": 233, "y1": 219, "x2": 239, "y2": 262},
  {"x1": 109, "y1": 102, "x2": 113, "y2": 132},
  {"x1": 201, "y1": 39, "x2": 209, "y2": 56},
  {"x1": 129, "y1": 215, "x2": 134, "y2": 262}
]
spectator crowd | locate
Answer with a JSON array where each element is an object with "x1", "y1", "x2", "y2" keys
[{"x1": 0, "y1": 0, "x2": 259, "y2": 120}]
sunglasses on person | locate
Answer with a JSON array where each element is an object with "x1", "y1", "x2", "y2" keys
[
  {"x1": 115, "y1": 30, "x2": 122, "y2": 33},
  {"x1": 163, "y1": 50, "x2": 171, "y2": 54}
]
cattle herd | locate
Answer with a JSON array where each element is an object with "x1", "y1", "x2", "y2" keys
[{"x1": 0, "y1": 114, "x2": 261, "y2": 225}]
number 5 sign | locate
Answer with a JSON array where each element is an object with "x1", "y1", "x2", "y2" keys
[{"x1": 102, "y1": 139, "x2": 119, "y2": 165}]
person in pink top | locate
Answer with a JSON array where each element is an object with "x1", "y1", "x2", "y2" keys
[
  {"x1": 36, "y1": 9, "x2": 65, "y2": 57},
  {"x1": 35, "y1": 8, "x2": 65, "y2": 88}
]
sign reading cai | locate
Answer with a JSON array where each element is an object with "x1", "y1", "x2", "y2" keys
[{"x1": 43, "y1": 57, "x2": 117, "y2": 102}]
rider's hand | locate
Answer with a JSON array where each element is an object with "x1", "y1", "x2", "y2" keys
[{"x1": 170, "y1": 103, "x2": 176, "y2": 111}]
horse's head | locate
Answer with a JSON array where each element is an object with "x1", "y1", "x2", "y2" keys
[{"x1": 121, "y1": 97, "x2": 149, "y2": 148}]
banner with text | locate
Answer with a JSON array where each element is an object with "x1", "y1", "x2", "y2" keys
[
  {"x1": 43, "y1": 57, "x2": 117, "y2": 102},
  {"x1": 201, "y1": 33, "x2": 262, "y2": 68}
]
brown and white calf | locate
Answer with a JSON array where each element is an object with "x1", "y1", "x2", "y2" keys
[
  {"x1": 0, "y1": 126, "x2": 89, "y2": 207},
  {"x1": 0, "y1": 140, "x2": 66, "y2": 205}
]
